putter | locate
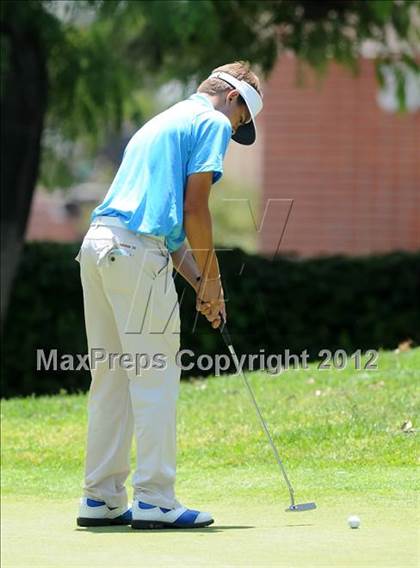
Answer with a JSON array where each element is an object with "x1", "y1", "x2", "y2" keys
[{"x1": 219, "y1": 320, "x2": 316, "y2": 513}]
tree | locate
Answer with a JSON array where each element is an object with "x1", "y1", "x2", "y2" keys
[{"x1": 1, "y1": 0, "x2": 418, "y2": 323}]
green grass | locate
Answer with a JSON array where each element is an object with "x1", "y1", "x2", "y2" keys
[
  {"x1": 2, "y1": 349, "x2": 420, "y2": 568},
  {"x1": 2, "y1": 348, "x2": 419, "y2": 500},
  {"x1": 1, "y1": 348, "x2": 419, "y2": 568}
]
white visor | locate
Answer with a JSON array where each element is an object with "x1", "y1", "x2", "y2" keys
[{"x1": 208, "y1": 71, "x2": 263, "y2": 145}]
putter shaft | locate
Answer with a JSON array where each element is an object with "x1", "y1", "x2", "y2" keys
[{"x1": 219, "y1": 323, "x2": 296, "y2": 507}]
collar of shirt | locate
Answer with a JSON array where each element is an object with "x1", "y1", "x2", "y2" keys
[{"x1": 188, "y1": 92, "x2": 215, "y2": 110}]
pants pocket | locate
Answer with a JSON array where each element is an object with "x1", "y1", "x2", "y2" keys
[
  {"x1": 95, "y1": 237, "x2": 132, "y2": 267},
  {"x1": 154, "y1": 252, "x2": 171, "y2": 279}
]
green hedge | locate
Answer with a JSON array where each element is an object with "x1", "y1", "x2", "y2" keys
[{"x1": 2, "y1": 242, "x2": 419, "y2": 397}]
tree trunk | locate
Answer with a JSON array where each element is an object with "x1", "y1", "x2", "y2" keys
[{"x1": 1, "y1": 13, "x2": 48, "y2": 325}]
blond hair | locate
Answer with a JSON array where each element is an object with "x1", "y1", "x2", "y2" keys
[{"x1": 197, "y1": 61, "x2": 262, "y2": 100}]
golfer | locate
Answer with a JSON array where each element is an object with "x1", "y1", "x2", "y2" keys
[{"x1": 76, "y1": 61, "x2": 263, "y2": 529}]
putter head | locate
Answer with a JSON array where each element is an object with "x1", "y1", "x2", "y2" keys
[{"x1": 286, "y1": 502, "x2": 317, "y2": 512}]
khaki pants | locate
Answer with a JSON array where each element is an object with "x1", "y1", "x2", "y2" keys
[{"x1": 77, "y1": 217, "x2": 181, "y2": 509}]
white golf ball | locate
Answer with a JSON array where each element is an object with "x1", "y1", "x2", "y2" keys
[{"x1": 347, "y1": 515, "x2": 360, "y2": 529}]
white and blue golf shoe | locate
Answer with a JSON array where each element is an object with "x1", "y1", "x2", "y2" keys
[
  {"x1": 77, "y1": 497, "x2": 132, "y2": 527},
  {"x1": 131, "y1": 500, "x2": 214, "y2": 529}
]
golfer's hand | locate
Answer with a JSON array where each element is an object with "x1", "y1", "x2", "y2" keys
[{"x1": 196, "y1": 277, "x2": 226, "y2": 329}]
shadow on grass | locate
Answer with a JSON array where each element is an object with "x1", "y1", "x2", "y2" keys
[
  {"x1": 75, "y1": 525, "x2": 254, "y2": 534},
  {"x1": 284, "y1": 524, "x2": 315, "y2": 527}
]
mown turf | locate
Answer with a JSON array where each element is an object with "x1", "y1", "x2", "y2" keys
[
  {"x1": 1, "y1": 348, "x2": 419, "y2": 567},
  {"x1": 2, "y1": 348, "x2": 418, "y2": 498},
  {"x1": 1, "y1": 495, "x2": 418, "y2": 568}
]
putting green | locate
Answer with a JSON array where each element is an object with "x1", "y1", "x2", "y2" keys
[{"x1": 1, "y1": 495, "x2": 418, "y2": 567}]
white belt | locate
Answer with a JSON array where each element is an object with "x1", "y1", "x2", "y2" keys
[{"x1": 91, "y1": 216, "x2": 166, "y2": 245}]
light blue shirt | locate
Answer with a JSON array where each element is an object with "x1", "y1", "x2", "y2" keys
[{"x1": 92, "y1": 93, "x2": 233, "y2": 252}]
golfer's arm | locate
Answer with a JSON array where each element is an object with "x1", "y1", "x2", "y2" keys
[
  {"x1": 170, "y1": 242, "x2": 201, "y2": 291},
  {"x1": 182, "y1": 172, "x2": 220, "y2": 280}
]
